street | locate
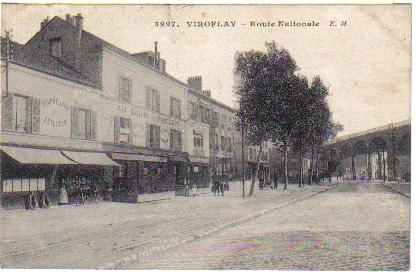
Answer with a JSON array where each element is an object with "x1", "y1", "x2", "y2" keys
[
  {"x1": 0, "y1": 182, "x2": 330, "y2": 269},
  {"x1": 0, "y1": 182, "x2": 409, "y2": 270},
  {"x1": 123, "y1": 182, "x2": 410, "y2": 270}
]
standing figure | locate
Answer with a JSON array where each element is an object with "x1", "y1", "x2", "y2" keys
[{"x1": 273, "y1": 175, "x2": 278, "y2": 190}]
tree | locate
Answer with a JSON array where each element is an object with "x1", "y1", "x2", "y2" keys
[{"x1": 234, "y1": 49, "x2": 274, "y2": 196}]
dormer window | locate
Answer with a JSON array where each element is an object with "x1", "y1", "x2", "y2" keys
[{"x1": 49, "y1": 37, "x2": 62, "y2": 58}]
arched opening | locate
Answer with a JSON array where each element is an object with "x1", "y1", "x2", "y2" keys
[{"x1": 369, "y1": 137, "x2": 387, "y2": 181}]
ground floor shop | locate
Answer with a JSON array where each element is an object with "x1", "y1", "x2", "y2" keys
[{"x1": 0, "y1": 145, "x2": 119, "y2": 210}]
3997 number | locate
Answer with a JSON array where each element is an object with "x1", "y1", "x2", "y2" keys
[{"x1": 154, "y1": 21, "x2": 178, "y2": 27}]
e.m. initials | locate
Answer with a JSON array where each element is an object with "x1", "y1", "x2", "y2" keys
[{"x1": 329, "y1": 20, "x2": 347, "y2": 27}]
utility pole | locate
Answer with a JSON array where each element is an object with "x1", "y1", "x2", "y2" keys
[
  {"x1": 3, "y1": 29, "x2": 12, "y2": 97},
  {"x1": 241, "y1": 117, "x2": 245, "y2": 198}
]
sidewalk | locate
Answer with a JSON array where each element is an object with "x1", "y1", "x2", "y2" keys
[
  {"x1": 0, "y1": 182, "x2": 334, "y2": 269},
  {"x1": 383, "y1": 182, "x2": 411, "y2": 197}
]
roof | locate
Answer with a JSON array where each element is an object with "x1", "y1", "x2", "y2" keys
[
  {"x1": 4, "y1": 15, "x2": 238, "y2": 113},
  {"x1": 1, "y1": 37, "x2": 99, "y2": 88}
]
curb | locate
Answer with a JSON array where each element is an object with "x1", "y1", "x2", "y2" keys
[
  {"x1": 381, "y1": 183, "x2": 410, "y2": 198},
  {"x1": 98, "y1": 184, "x2": 336, "y2": 270}
]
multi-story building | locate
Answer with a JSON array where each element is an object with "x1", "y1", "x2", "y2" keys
[
  {"x1": 186, "y1": 76, "x2": 238, "y2": 180},
  {"x1": 0, "y1": 14, "x2": 210, "y2": 208}
]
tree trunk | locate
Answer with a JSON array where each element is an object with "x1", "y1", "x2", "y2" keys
[
  {"x1": 284, "y1": 143, "x2": 289, "y2": 190},
  {"x1": 248, "y1": 144, "x2": 263, "y2": 196},
  {"x1": 308, "y1": 147, "x2": 315, "y2": 185},
  {"x1": 299, "y1": 153, "x2": 303, "y2": 187},
  {"x1": 315, "y1": 151, "x2": 319, "y2": 183}
]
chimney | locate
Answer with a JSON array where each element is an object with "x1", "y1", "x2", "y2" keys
[
  {"x1": 154, "y1": 41, "x2": 159, "y2": 69},
  {"x1": 40, "y1": 17, "x2": 49, "y2": 30},
  {"x1": 203, "y1": 90, "x2": 211, "y2": 97},
  {"x1": 65, "y1": 14, "x2": 75, "y2": 26},
  {"x1": 188, "y1": 76, "x2": 202, "y2": 92},
  {"x1": 159, "y1": 59, "x2": 166, "y2": 73},
  {"x1": 75, "y1": 13, "x2": 83, "y2": 46}
]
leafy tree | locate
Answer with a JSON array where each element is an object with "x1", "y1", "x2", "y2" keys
[{"x1": 234, "y1": 50, "x2": 273, "y2": 196}]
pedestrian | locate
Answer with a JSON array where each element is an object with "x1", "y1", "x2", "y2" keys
[
  {"x1": 273, "y1": 175, "x2": 278, "y2": 190},
  {"x1": 39, "y1": 191, "x2": 50, "y2": 208},
  {"x1": 25, "y1": 192, "x2": 34, "y2": 210},
  {"x1": 184, "y1": 178, "x2": 190, "y2": 197},
  {"x1": 220, "y1": 178, "x2": 225, "y2": 196},
  {"x1": 192, "y1": 183, "x2": 198, "y2": 196}
]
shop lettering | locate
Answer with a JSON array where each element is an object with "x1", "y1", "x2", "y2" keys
[
  {"x1": 43, "y1": 117, "x2": 67, "y2": 127},
  {"x1": 42, "y1": 98, "x2": 70, "y2": 111},
  {"x1": 158, "y1": 116, "x2": 179, "y2": 127},
  {"x1": 131, "y1": 108, "x2": 149, "y2": 118}
]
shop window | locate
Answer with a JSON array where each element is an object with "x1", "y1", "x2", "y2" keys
[
  {"x1": 119, "y1": 77, "x2": 132, "y2": 103},
  {"x1": 170, "y1": 97, "x2": 181, "y2": 118},
  {"x1": 49, "y1": 37, "x2": 62, "y2": 58},
  {"x1": 170, "y1": 129, "x2": 182, "y2": 151},
  {"x1": 147, "y1": 124, "x2": 160, "y2": 148},
  {"x1": 3, "y1": 178, "x2": 45, "y2": 192},
  {"x1": 145, "y1": 87, "x2": 160, "y2": 112}
]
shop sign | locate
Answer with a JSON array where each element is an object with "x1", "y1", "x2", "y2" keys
[{"x1": 112, "y1": 152, "x2": 167, "y2": 162}]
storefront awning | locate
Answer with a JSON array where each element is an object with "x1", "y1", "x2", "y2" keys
[
  {"x1": 62, "y1": 151, "x2": 120, "y2": 166},
  {"x1": 111, "y1": 152, "x2": 168, "y2": 163},
  {"x1": 0, "y1": 146, "x2": 77, "y2": 165},
  {"x1": 189, "y1": 156, "x2": 210, "y2": 164}
]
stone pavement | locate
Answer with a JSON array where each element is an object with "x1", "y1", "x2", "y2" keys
[
  {"x1": 0, "y1": 181, "x2": 332, "y2": 269},
  {"x1": 123, "y1": 182, "x2": 410, "y2": 270}
]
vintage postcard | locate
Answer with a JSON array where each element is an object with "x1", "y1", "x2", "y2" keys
[{"x1": 0, "y1": 3, "x2": 411, "y2": 270}]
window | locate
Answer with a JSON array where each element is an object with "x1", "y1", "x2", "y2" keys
[
  {"x1": 189, "y1": 102, "x2": 198, "y2": 120},
  {"x1": 170, "y1": 97, "x2": 181, "y2": 118},
  {"x1": 221, "y1": 135, "x2": 226, "y2": 150},
  {"x1": 148, "y1": 124, "x2": 160, "y2": 148},
  {"x1": 170, "y1": 129, "x2": 182, "y2": 151},
  {"x1": 71, "y1": 107, "x2": 96, "y2": 140},
  {"x1": 145, "y1": 87, "x2": 160, "y2": 112},
  {"x1": 194, "y1": 133, "x2": 203, "y2": 149},
  {"x1": 49, "y1": 37, "x2": 62, "y2": 58},
  {"x1": 119, "y1": 117, "x2": 131, "y2": 144},
  {"x1": 14, "y1": 95, "x2": 28, "y2": 133},
  {"x1": 3, "y1": 178, "x2": 46, "y2": 193},
  {"x1": 119, "y1": 77, "x2": 132, "y2": 103}
]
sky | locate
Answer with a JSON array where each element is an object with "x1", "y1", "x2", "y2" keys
[{"x1": 1, "y1": 4, "x2": 411, "y2": 137}]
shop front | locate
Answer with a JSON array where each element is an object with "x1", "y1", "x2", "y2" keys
[
  {"x1": 188, "y1": 156, "x2": 210, "y2": 189},
  {"x1": 0, "y1": 145, "x2": 119, "y2": 210}
]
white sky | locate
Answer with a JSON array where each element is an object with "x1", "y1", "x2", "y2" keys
[{"x1": 1, "y1": 4, "x2": 411, "y2": 136}]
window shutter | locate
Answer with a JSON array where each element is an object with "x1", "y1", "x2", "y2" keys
[
  {"x1": 179, "y1": 131, "x2": 183, "y2": 151},
  {"x1": 32, "y1": 98, "x2": 41, "y2": 135},
  {"x1": 85, "y1": 110, "x2": 92, "y2": 140},
  {"x1": 155, "y1": 126, "x2": 160, "y2": 148},
  {"x1": 26, "y1": 97, "x2": 33, "y2": 134},
  {"x1": 170, "y1": 97, "x2": 173, "y2": 116},
  {"x1": 127, "y1": 119, "x2": 133, "y2": 144},
  {"x1": 118, "y1": 78, "x2": 123, "y2": 101},
  {"x1": 114, "y1": 116, "x2": 120, "y2": 143},
  {"x1": 71, "y1": 107, "x2": 79, "y2": 138},
  {"x1": 156, "y1": 91, "x2": 160, "y2": 112},
  {"x1": 90, "y1": 111, "x2": 97, "y2": 140},
  {"x1": 145, "y1": 88, "x2": 151, "y2": 109},
  {"x1": 2, "y1": 93, "x2": 14, "y2": 131},
  {"x1": 146, "y1": 124, "x2": 150, "y2": 147},
  {"x1": 128, "y1": 80, "x2": 132, "y2": 103}
]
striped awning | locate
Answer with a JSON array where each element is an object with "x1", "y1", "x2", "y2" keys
[
  {"x1": 0, "y1": 146, "x2": 77, "y2": 165},
  {"x1": 62, "y1": 151, "x2": 120, "y2": 166}
]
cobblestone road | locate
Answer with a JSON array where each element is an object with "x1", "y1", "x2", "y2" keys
[
  {"x1": 0, "y1": 182, "x2": 330, "y2": 268},
  {"x1": 123, "y1": 182, "x2": 410, "y2": 270}
]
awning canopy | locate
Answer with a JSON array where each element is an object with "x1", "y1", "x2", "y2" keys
[
  {"x1": 62, "y1": 151, "x2": 120, "y2": 166},
  {"x1": 111, "y1": 152, "x2": 168, "y2": 163},
  {"x1": 0, "y1": 146, "x2": 77, "y2": 165},
  {"x1": 189, "y1": 156, "x2": 210, "y2": 164}
]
